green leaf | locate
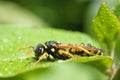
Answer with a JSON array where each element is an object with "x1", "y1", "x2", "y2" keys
[
  {"x1": 0, "y1": 56, "x2": 113, "y2": 78},
  {"x1": 69, "y1": 56, "x2": 113, "y2": 72},
  {"x1": 0, "y1": 26, "x2": 113, "y2": 79},
  {"x1": 0, "y1": 58, "x2": 55, "y2": 77},
  {"x1": 0, "y1": 63, "x2": 109, "y2": 80},
  {"x1": 93, "y1": 2, "x2": 120, "y2": 43}
]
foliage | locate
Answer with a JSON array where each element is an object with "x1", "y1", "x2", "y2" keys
[
  {"x1": 93, "y1": 2, "x2": 120, "y2": 80},
  {"x1": 93, "y1": 2, "x2": 120, "y2": 43}
]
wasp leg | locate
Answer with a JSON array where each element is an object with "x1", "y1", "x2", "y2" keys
[
  {"x1": 96, "y1": 50, "x2": 103, "y2": 55},
  {"x1": 76, "y1": 46, "x2": 93, "y2": 55},
  {"x1": 47, "y1": 55, "x2": 51, "y2": 61},
  {"x1": 31, "y1": 52, "x2": 49, "y2": 66},
  {"x1": 69, "y1": 46, "x2": 94, "y2": 56},
  {"x1": 36, "y1": 52, "x2": 49, "y2": 63},
  {"x1": 56, "y1": 44, "x2": 94, "y2": 55},
  {"x1": 58, "y1": 50, "x2": 74, "y2": 58}
]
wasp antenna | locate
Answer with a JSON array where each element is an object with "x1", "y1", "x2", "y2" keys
[
  {"x1": 29, "y1": 46, "x2": 34, "y2": 49},
  {"x1": 19, "y1": 46, "x2": 34, "y2": 50},
  {"x1": 25, "y1": 49, "x2": 34, "y2": 56},
  {"x1": 19, "y1": 46, "x2": 30, "y2": 50}
]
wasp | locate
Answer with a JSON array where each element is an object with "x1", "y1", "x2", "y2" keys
[
  {"x1": 20, "y1": 40, "x2": 103, "y2": 65},
  {"x1": 20, "y1": 41, "x2": 74, "y2": 65}
]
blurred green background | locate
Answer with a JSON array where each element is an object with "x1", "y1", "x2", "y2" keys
[{"x1": 0, "y1": 0, "x2": 117, "y2": 33}]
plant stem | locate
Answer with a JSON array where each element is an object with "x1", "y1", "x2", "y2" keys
[
  {"x1": 106, "y1": 41, "x2": 116, "y2": 76},
  {"x1": 112, "y1": 63, "x2": 120, "y2": 80}
]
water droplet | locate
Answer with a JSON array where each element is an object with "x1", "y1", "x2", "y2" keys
[
  {"x1": 0, "y1": 46, "x2": 3, "y2": 50},
  {"x1": 102, "y1": 19, "x2": 104, "y2": 22},
  {"x1": 0, "y1": 72, "x2": 3, "y2": 76},
  {"x1": 111, "y1": 25, "x2": 114, "y2": 28},
  {"x1": 20, "y1": 60, "x2": 23, "y2": 63},
  {"x1": 9, "y1": 48, "x2": 13, "y2": 52},
  {"x1": 2, "y1": 37, "x2": 8, "y2": 43},
  {"x1": 8, "y1": 71, "x2": 12, "y2": 74},
  {"x1": 5, "y1": 68, "x2": 12, "y2": 74},
  {"x1": 5, "y1": 68, "x2": 8, "y2": 71},
  {"x1": 92, "y1": 20, "x2": 94, "y2": 22},
  {"x1": 58, "y1": 60, "x2": 63, "y2": 63},
  {"x1": 18, "y1": 36, "x2": 21, "y2": 40},
  {"x1": 101, "y1": 19, "x2": 105, "y2": 24},
  {"x1": 103, "y1": 31, "x2": 106, "y2": 35}
]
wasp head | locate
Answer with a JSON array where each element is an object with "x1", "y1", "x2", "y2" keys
[{"x1": 34, "y1": 44, "x2": 45, "y2": 59}]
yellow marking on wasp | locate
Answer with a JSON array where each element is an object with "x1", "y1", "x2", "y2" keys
[
  {"x1": 41, "y1": 48, "x2": 44, "y2": 53},
  {"x1": 44, "y1": 44, "x2": 47, "y2": 49},
  {"x1": 52, "y1": 43, "x2": 56, "y2": 46},
  {"x1": 58, "y1": 50, "x2": 74, "y2": 57},
  {"x1": 51, "y1": 48, "x2": 55, "y2": 52},
  {"x1": 70, "y1": 48, "x2": 81, "y2": 53}
]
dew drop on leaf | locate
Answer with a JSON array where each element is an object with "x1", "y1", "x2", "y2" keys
[
  {"x1": 18, "y1": 36, "x2": 21, "y2": 40},
  {"x1": 2, "y1": 37, "x2": 8, "y2": 43},
  {"x1": 0, "y1": 72, "x2": 3, "y2": 77},
  {"x1": 5, "y1": 68, "x2": 8, "y2": 71}
]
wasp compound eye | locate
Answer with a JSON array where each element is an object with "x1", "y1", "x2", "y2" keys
[{"x1": 34, "y1": 44, "x2": 45, "y2": 59}]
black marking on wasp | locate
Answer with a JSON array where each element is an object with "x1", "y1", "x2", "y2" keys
[{"x1": 20, "y1": 40, "x2": 103, "y2": 65}]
